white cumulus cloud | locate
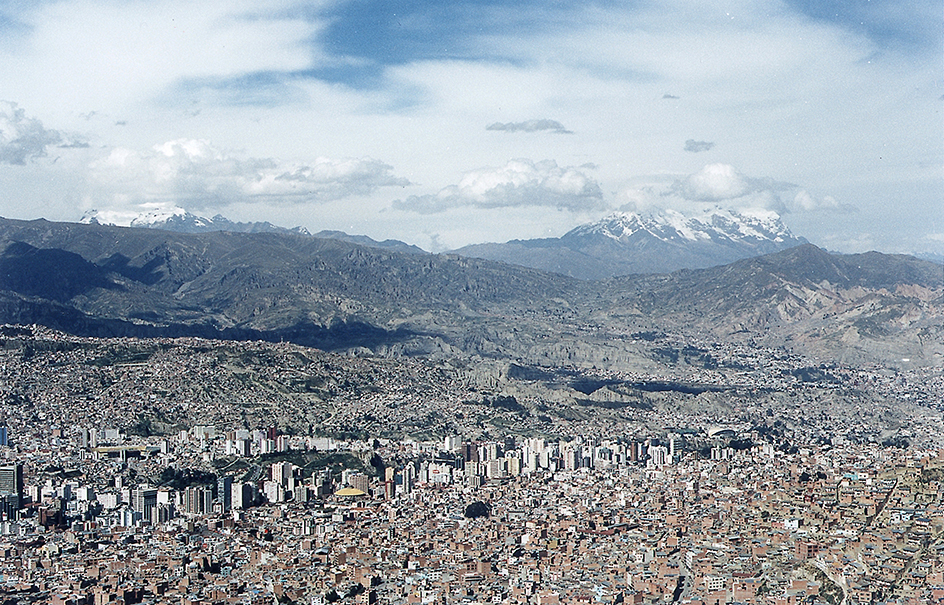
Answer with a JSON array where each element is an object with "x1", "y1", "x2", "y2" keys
[
  {"x1": 0, "y1": 101, "x2": 61, "y2": 164},
  {"x1": 791, "y1": 189, "x2": 853, "y2": 212},
  {"x1": 394, "y1": 159, "x2": 605, "y2": 214},
  {"x1": 86, "y1": 138, "x2": 409, "y2": 213},
  {"x1": 675, "y1": 163, "x2": 754, "y2": 201},
  {"x1": 619, "y1": 164, "x2": 856, "y2": 218}
]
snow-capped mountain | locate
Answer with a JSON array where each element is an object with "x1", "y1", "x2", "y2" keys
[
  {"x1": 564, "y1": 207, "x2": 795, "y2": 248},
  {"x1": 453, "y1": 208, "x2": 807, "y2": 279},
  {"x1": 82, "y1": 207, "x2": 311, "y2": 236},
  {"x1": 81, "y1": 208, "x2": 426, "y2": 255}
]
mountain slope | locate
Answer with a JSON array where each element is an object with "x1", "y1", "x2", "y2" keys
[
  {"x1": 597, "y1": 244, "x2": 944, "y2": 363},
  {"x1": 0, "y1": 217, "x2": 580, "y2": 354},
  {"x1": 311, "y1": 230, "x2": 427, "y2": 255},
  {"x1": 0, "y1": 218, "x2": 938, "y2": 367},
  {"x1": 453, "y1": 208, "x2": 807, "y2": 278}
]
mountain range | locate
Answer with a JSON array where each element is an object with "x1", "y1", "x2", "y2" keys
[
  {"x1": 82, "y1": 207, "x2": 312, "y2": 236},
  {"x1": 0, "y1": 216, "x2": 940, "y2": 368},
  {"x1": 88, "y1": 206, "x2": 808, "y2": 278},
  {"x1": 453, "y1": 208, "x2": 808, "y2": 279},
  {"x1": 82, "y1": 208, "x2": 426, "y2": 256}
]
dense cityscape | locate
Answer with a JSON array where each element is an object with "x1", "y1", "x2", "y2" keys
[
  {"x1": 0, "y1": 0, "x2": 940, "y2": 603},
  {"x1": 0, "y1": 328, "x2": 941, "y2": 604}
]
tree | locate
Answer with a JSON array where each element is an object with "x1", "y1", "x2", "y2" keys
[{"x1": 369, "y1": 453, "x2": 385, "y2": 479}]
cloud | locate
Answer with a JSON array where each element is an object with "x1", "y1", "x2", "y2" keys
[
  {"x1": 87, "y1": 138, "x2": 409, "y2": 211},
  {"x1": 0, "y1": 101, "x2": 61, "y2": 164},
  {"x1": 684, "y1": 139, "x2": 714, "y2": 153},
  {"x1": 58, "y1": 139, "x2": 91, "y2": 149},
  {"x1": 8, "y1": 1, "x2": 320, "y2": 117},
  {"x1": 394, "y1": 159, "x2": 605, "y2": 214},
  {"x1": 619, "y1": 164, "x2": 860, "y2": 219},
  {"x1": 792, "y1": 189, "x2": 857, "y2": 213},
  {"x1": 674, "y1": 164, "x2": 755, "y2": 201},
  {"x1": 486, "y1": 119, "x2": 573, "y2": 134}
]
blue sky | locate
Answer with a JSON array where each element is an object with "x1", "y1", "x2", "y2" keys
[{"x1": 0, "y1": 0, "x2": 940, "y2": 255}]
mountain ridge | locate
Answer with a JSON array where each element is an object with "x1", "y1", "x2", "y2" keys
[
  {"x1": 83, "y1": 208, "x2": 426, "y2": 256},
  {"x1": 0, "y1": 217, "x2": 938, "y2": 367},
  {"x1": 453, "y1": 208, "x2": 808, "y2": 278}
]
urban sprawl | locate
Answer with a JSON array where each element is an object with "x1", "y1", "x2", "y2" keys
[{"x1": 0, "y1": 330, "x2": 941, "y2": 605}]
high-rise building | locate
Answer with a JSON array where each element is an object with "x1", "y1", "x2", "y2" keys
[
  {"x1": 271, "y1": 461, "x2": 294, "y2": 487},
  {"x1": 217, "y1": 476, "x2": 233, "y2": 512},
  {"x1": 648, "y1": 445, "x2": 669, "y2": 468},
  {"x1": 236, "y1": 438, "x2": 251, "y2": 457},
  {"x1": 132, "y1": 487, "x2": 158, "y2": 523},
  {"x1": 183, "y1": 486, "x2": 214, "y2": 516},
  {"x1": 351, "y1": 473, "x2": 370, "y2": 494},
  {"x1": 231, "y1": 481, "x2": 256, "y2": 509},
  {"x1": 0, "y1": 463, "x2": 24, "y2": 521},
  {"x1": 0, "y1": 464, "x2": 23, "y2": 509},
  {"x1": 0, "y1": 427, "x2": 8, "y2": 447},
  {"x1": 460, "y1": 442, "x2": 478, "y2": 463}
]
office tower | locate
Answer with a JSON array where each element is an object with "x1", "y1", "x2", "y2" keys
[
  {"x1": 218, "y1": 476, "x2": 233, "y2": 512},
  {"x1": 132, "y1": 487, "x2": 158, "y2": 523},
  {"x1": 0, "y1": 463, "x2": 23, "y2": 505},
  {"x1": 648, "y1": 445, "x2": 669, "y2": 468}
]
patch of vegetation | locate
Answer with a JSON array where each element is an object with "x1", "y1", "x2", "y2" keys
[
  {"x1": 288, "y1": 377, "x2": 332, "y2": 394},
  {"x1": 575, "y1": 399, "x2": 653, "y2": 410},
  {"x1": 881, "y1": 436, "x2": 910, "y2": 449},
  {"x1": 506, "y1": 364, "x2": 556, "y2": 381},
  {"x1": 630, "y1": 380, "x2": 723, "y2": 395},
  {"x1": 86, "y1": 346, "x2": 156, "y2": 367},
  {"x1": 464, "y1": 501, "x2": 491, "y2": 519},
  {"x1": 211, "y1": 456, "x2": 250, "y2": 473},
  {"x1": 729, "y1": 438, "x2": 755, "y2": 451},
  {"x1": 789, "y1": 366, "x2": 839, "y2": 384},
  {"x1": 807, "y1": 565, "x2": 844, "y2": 605},
  {"x1": 484, "y1": 395, "x2": 527, "y2": 414},
  {"x1": 569, "y1": 378, "x2": 622, "y2": 395},
  {"x1": 258, "y1": 450, "x2": 368, "y2": 475},
  {"x1": 157, "y1": 467, "x2": 218, "y2": 491},
  {"x1": 126, "y1": 415, "x2": 166, "y2": 437},
  {"x1": 918, "y1": 467, "x2": 944, "y2": 485},
  {"x1": 652, "y1": 347, "x2": 679, "y2": 364},
  {"x1": 314, "y1": 428, "x2": 371, "y2": 441}
]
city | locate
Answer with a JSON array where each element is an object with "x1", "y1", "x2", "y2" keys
[{"x1": 0, "y1": 329, "x2": 941, "y2": 604}]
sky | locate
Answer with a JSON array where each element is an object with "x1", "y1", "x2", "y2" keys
[{"x1": 0, "y1": 0, "x2": 941, "y2": 255}]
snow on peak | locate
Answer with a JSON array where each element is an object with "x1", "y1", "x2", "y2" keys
[
  {"x1": 81, "y1": 204, "x2": 192, "y2": 228},
  {"x1": 129, "y1": 206, "x2": 195, "y2": 228},
  {"x1": 566, "y1": 206, "x2": 796, "y2": 246}
]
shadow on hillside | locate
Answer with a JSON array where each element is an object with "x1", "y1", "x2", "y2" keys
[{"x1": 0, "y1": 293, "x2": 424, "y2": 353}]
